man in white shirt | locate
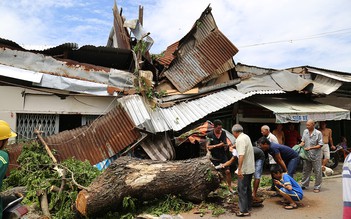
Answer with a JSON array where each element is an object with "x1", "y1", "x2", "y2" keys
[
  {"x1": 261, "y1": 125, "x2": 279, "y2": 191},
  {"x1": 232, "y1": 124, "x2": 255, "y2": 217}
]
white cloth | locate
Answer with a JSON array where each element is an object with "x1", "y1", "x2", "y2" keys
[{"x1": 267, "y1": 133, "x2": 279, "y2": 164}]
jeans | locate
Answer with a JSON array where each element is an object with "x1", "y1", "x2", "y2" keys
[
  {"x1": 237, "y1": 173, "x2": 253, "y2": 213},
  {"x1": 287, "y1": 156, "x2": 300, "y2": 177}
]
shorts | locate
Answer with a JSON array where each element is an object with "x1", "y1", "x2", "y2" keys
[
  {"x1": 322, "y1": 144, "x2": 330, "y2": 160},
  {"x1": 278, "y1": 187, "x2": 303, "y2": 201},
  {"x1": 254, "y1": 158, "x2": 264, "y2": 179}
]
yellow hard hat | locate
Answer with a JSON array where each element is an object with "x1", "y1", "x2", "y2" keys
[{"x1": 0, "y1": 120, "x2": 17, "y2": 140}]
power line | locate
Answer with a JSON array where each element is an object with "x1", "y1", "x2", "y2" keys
[{"x1": 239, "y1": 27, "x2": 351, "y2": 48}]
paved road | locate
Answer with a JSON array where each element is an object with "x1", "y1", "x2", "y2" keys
[{"x1": 181, "y1": 172, "x2": 343, "y2": 219}]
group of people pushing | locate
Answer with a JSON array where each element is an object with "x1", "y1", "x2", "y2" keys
[{"x1": 206, "y1": 119, "x2": 331, "y2": 217}]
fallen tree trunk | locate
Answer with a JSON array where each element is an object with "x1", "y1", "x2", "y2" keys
[{"x1": 76, "y1": 156, "x2": 221, "y2": 217}]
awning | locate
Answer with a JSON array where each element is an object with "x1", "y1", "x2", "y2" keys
[{"x1": 253, "y1": 97, "x2": 350, "y2": 123}]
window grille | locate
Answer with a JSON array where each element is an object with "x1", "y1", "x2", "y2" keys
[
  {"x1": 17, "y1": 114, "x2": 59, "y2": 140},
  {"x1": 82, "y1": 115, "x2": 100, "y2": 126}
]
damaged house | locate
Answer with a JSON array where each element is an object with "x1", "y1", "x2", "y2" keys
[{"x1": 0, "y1": 4, "x2": 350, "y2": 172}]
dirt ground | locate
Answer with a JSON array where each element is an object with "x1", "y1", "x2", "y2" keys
[{"x1": 180, "y1": 163, "x2": 344, "y2": 219}]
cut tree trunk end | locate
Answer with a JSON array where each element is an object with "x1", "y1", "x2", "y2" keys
[{"x1": 76, "y1": 156, "x2": 221, "y2": 217}]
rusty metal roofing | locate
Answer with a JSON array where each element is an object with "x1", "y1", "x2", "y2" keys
[
  {"x1": 164, "y1": 29, "x2": 238, "y2": 93},
  {"x1": 0, "y1": 47, "x2": 136, "y2": 95},
  {"x1": 162, "y1": 6, "x2": 238, "y2": 93},
  {"x1": 6, "y1": 105, "x2": 141, "y2": 169},
  {"x1": 119, "y1": 88, "x2": 250, "y2": 133},
  {"x1": 156, "y1": 41, "x2": 179, "y2": 66}
]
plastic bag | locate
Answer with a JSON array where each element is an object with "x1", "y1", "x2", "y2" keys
[{"x1": 292, "y1": 145, "x2": 310, "y2": 161}]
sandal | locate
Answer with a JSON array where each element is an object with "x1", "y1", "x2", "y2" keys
[
  {"x1": 284, "y1": 204, "x2": 298, "y2": 210},
  {"x1": 280, "y1": 200, "x2": 290, "y2": 205},
  {"x1": 313, "y1": 189, "x2": 320, "y2": 193},
  {"x1": 236, "y1": 211, "x2": 251, "y2": 217}
]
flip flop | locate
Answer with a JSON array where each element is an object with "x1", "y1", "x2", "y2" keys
[
  {"x1": 280, "y1": 200, "x2": 290, "y2": 205},
  {"x1": 313, "y1": 189, "x2": 320, "y2": 193},
  {"x1": 284, "y1": 204, "x2": 298, "y2": 210},
  {"x1": 236, "y1": 211, "x2": 251, "y2": 217}
]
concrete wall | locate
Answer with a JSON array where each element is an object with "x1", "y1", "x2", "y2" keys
[{"x1": 0, "y1": 86, "x2": 118, "y2": 133}]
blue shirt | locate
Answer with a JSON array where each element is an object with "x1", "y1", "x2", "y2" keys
[
  {"x1": 269, "y1": 142, "x2": 299, "y2": 162},
  {"x1": 281, "y1": 173, "x2": 303, "y2": 196}
]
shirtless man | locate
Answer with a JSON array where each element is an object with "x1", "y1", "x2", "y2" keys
[
  {"x1": 318, "y1": 121, "x2": 335, "y2": 170},
  {"x1": 273, "y1": 124, "x2": 285, "y2": 145}
]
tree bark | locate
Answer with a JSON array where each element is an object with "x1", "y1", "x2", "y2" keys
[{"x1": 75, "y1": 156, "x2": 221, "y2": 217}]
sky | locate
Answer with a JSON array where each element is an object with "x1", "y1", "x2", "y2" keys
[{"x1": 1, "y1": 0, "x2": 351, "y2": 72}]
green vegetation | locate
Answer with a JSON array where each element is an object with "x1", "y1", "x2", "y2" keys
[
  {"x1": 142, "y1": 195, "x2": 193, "y2": 216},
  {"x1": 3, "y1": 141, "x2": 101, "y2": 219}
]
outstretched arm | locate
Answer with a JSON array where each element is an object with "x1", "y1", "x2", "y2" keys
[{"x1": 274, "y1": 153, "x2": 288, "y2": 173}]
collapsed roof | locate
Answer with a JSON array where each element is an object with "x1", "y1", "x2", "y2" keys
[{"x1": 1, "y1": 4, "x2": 351, "y2": 169}]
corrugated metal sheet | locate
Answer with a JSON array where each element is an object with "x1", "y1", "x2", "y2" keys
[
  {"x1": 236, "y1": 74, "x2": 285, "y2": 94},
  {"x1": 119, "y1": 89, "x2": 250, "y2": 133},
  {"x1": 156, "y1": 41, "x2": 179, "y2": 66},
  {"x1": 163, "y1": 7, "x2": 238, "y2": 93},
  {"x1": 0, "y1": 64, "x2": 43, "y2": 83},
  {"x1": 309, "y1": 74, "x2": 343, "y2": 95},
  {"x1": 141, "y1": 133, "x2": 175, "y2": 161},
  {"x1": 203, "y1": 59, "x2": 235, "y2": 83},
  {"x1": 164, "y1": 29, "x2": 238, "y2": 93},
  {"x1": 237, "y1": 69, "x2": 342, "y2": 95},
  {"x1": 6, "y1": 105, "x2": 141, "y2": 169},
  {"x1": 197, "y1": 29, "x2": 238, "y2": 69},
  {"x1": 288, "y1": 66, "x2": 351, "y2": 82},
  {"x1": 0, "y1": 47, "x2": 136, "y2": 95},
  {"x1": 235, "y1": 63, "x2": 277, "y2": 79},
  {"x1": 307, "y1": 67, "x2": 351, "y2": 82}
]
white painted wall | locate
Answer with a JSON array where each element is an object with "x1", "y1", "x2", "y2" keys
[{"x1": 0, "y1": 86, "x2": 118, "y2": 132}]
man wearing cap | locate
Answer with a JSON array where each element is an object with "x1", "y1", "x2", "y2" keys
[{"x1": 0, "y1": 120, "x2": 17, "y2": 219}]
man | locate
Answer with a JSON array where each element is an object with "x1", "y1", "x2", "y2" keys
[
  {"x1": 261, "y1": 125, "x2": 279, "y2": 144},
  {"x1": 206, "y1": 120, "x2": 233, "y2": 193},
  {"x1": 271, "y1": 165, "x2": 303, "y2": 210},
  {"x1": 318, "y1": 121, "x2": 335, "y2": 171},
  {"x1": 284, "y1": 123, "x2": 301, "y2": 148},
  {"x1": 259, "y1": 137, "x2": 300, "y2": 177},
  {"x1": 300, "y1": 119, "x2": 323, "y2": 193},
  {"x1": 252, "y1": 147, "x2": 265, "y2": 204},
  {"x1": 217, "y1": 145, "x2": 265, "y2": 204},
  {"x1": 272, "y1": 124, "x2": 285, "y2": 145},
  {"x1": 261, "y1": 125, "x2": 279, "y2": 165},
  {"x1": 261, "y1": 125, "x2": 279, "y2": 191},
  {"x1": 232, "y1": 124, "x2": 255, "y2": 217},
  {"x1": 0, "y1": 120, "x2": 17, "y2": 219}
]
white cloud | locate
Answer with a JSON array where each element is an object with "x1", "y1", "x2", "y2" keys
[{"x1": 0, "y1": 0, "x2": 350, "y2": 72}]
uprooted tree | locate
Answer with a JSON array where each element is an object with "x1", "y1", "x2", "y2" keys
[{"x1": 75, "y1": 156, "x2": 221, "y2": 217}]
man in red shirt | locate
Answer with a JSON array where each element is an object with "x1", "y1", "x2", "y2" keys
[{"x1": 284, "y1": 123, "x2": 301, "y2": 148}]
